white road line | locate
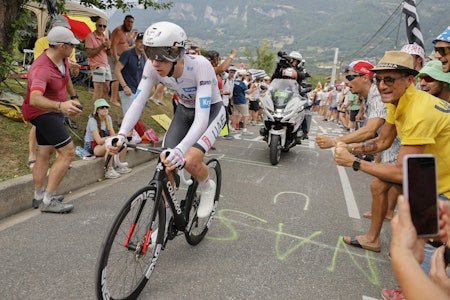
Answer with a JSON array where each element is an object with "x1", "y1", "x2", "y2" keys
[
  {"x1": 362, "y1": 296, "x2": 380, "y2": 300},
  {"x1": 336, "y1": 164, "x2": 360, "y2": 219}
]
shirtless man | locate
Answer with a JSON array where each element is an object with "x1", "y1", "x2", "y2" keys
[{"x1": 109, "y1": 15, "x2": 134, "y2": 108}]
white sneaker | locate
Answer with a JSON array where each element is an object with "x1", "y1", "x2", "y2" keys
[
  {"x1": 116, "y1": 166, "x2": 132, "y2": 174},
  {"x1": 105, "y1": 167, "x2": 121, "y2": 179},
  {"x1": 242, "y1": 130, "x2": 253, "y2": 136},
  {"x1": 197, "y1": 180, "x2": 216, "y2": 218}
]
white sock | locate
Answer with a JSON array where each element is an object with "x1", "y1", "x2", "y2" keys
[
  {"x1": 200, "y1": 176, "x2": 210, "y2": 190},
  {"x1": 34, "y1": 186, "x2": 45, "y2": 200},
  {"x1": 43, "y1": 190, "x2": 56, "y2": 205}
]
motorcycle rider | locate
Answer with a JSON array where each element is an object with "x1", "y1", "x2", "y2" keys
[
  {"x1": 271, "y1": 50, "x2": 311, "y2": 139},
  {"x1": 261, "y1": 67, "x2": 305, "y2": 146}
]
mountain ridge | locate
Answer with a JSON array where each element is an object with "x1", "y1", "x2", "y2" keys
[{"x1": 108, "y1": 0, "x2": 449, "y2": 76}]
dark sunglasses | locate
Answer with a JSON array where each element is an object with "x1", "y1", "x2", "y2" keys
[
  {"x1": 97, "y1": 24, "x2": 107, "y2": 28},
  {"x1": 345, "y1": 74, "x2": 364, "y2": 81},
  {"x1": 98, "y1": 106, "x2": 109, "y2": 109},
  {"x1": 434, "y1": 46, "x2": 450, "y2": 57},
  {"x1": 375, "y1": 75, "x2": 406, "y2": 86},
  {"x1": 63, "y1": 43, "x2": 76, "y2": 47},
  {"x1": 419, "y1": 76, "x2": 436, "y2": 83}
]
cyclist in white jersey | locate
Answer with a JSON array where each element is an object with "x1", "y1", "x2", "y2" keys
[{"x1": 106, "y1": 21, "x2": 226, "y2": 218}]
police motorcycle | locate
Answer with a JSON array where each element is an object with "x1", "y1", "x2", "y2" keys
[{"x1": 259, "y1": 67, "x2": 310, "y2": 165}]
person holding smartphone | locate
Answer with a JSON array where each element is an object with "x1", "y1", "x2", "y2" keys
[{"x1": 389, "y1": 195, "x2": 450, "y2": 300}]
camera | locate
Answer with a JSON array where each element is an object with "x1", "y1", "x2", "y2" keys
[{"x1": 277, "y1": 51, "x2": 292, "y2": 69}]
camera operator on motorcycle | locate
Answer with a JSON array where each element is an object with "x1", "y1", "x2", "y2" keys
[{"x1": 271, "y1": 50, "x2": 312, "y2": 139}]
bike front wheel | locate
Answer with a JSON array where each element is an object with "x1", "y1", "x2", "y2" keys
[
  {"x1": 185, "y1": 158, "x2": 222, "y2": 245},
  {"x1": 95, "y1": 185, "x2": 166, "y2": 300}
]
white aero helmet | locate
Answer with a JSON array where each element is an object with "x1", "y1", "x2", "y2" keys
[
  {"x1": 288, "y1": 51, "x2": 303, "y2": 62},
  {"x1": 282, "y1": 67, "x2": 297, "y2": 80},
  {"x1": 143, "y1": 21, "x2": 187, "y2": 62}
]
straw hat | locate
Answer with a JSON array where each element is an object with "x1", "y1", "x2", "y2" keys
[{"x1": 370, "y1": 51, "x2": 418, "y2": 76}]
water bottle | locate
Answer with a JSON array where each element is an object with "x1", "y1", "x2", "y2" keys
[{"x1": 75, "y1": 146, "x2": 85, "y2": 159}]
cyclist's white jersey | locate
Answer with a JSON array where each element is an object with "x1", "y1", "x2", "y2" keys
[{"x1": 119, "y1": 54, "x2": 224, "y2": 154}]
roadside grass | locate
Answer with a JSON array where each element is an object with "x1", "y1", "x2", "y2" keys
[{"x1": 0, "y1": 77, "x2": 173, "y2": 182}]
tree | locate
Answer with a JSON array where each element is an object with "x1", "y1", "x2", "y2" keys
[
  {"x1": 243, "y1": 39, "x2": 276, "y2": 76},
  {"x1": 0, "y1": 0, "x2": 172, "y2": 80}
]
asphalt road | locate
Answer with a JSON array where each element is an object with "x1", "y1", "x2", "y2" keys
[{"x1": 0, "y1": 112, "x2": 396, "y2": 300}]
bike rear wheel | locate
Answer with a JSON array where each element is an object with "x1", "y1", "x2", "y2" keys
[
  {"x1": 185, "y1": 159, "x2": 222, "y2": 245},
  {"x1": 95, "y1": 185, "x2": 165, "y2": 300}
]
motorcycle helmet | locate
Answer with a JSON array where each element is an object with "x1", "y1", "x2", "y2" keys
[
  {"x1": 282, "y1": 68, "x2": 298, "y2": 80},
  {"x1": 288, "y1": 51, "x2": 303, "y2": 62},
  {"x1": 143, "y1": 21, "x2": 187, "y2": 62}
]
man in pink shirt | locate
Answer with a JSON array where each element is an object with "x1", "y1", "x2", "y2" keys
[{"x1": 85, "y1": 17, "x2": 112, "y2": 103}]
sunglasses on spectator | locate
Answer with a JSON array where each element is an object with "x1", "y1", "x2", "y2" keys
[
  {"x1": 375, "y1": 75, "x2": 406, "y2": 86},
  {"x1": 345, "y1": 74, "x2": 364, "y2": 81},
  {"x1": 97, "y1": 24, "x2": 107, "y2": 28},
  {"x1": 419, "y1": 76, "x2": 436, "y2": 83},
  {"x1": 60, "y1": 42, "x2": 76, "y2": 48},
  {"x1": 98, "y1": 106, "x2": 109, "y2": 109},
  {"x1": 434, "y1": 46, "x2": 450, "y2": 56}
]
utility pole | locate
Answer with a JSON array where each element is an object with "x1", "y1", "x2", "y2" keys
[{"x1": 330, "y1": 48, "x2": 339, "y2": 87}]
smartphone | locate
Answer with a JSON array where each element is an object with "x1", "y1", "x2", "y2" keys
[{"x1": 403, "y1": 154, "x2": 439, "y2": 237}]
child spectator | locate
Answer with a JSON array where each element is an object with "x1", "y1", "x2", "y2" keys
[{"x1": 84, "y1": 98, "x2": 132, "y2": 179}]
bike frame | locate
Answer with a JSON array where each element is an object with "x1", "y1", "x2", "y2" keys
[{"x1": 120, "y1": 152, "x2": 193, "y2": 255}]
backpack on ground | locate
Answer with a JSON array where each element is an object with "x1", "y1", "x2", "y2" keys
[{"x1": 0, "y1": 90, "x2": 25, "y2": 123}]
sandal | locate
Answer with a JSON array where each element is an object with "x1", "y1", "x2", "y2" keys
[
  {"x1": 27, "y1": 160, "x2": 36, "y2": 170},
  {"x1": 343, "y1": 236, "x2": 381, "y2": 253},
  {"x1": 362, "y1": 211, "x2": 393, "y2": 221}
]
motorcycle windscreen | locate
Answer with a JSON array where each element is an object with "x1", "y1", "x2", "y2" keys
[{"x1": 270, "y1": 79, "x2": 300, "y2": 109}]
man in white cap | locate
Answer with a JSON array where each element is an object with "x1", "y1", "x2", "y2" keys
[
  {"x1": 28, "y1": 16, "x2": 81, "y2": 173},
  {"x1": 22, "y1": 26, "x2": 83, "y2": 214},
  {"x1": 231, "y1": 69, "x2": 255, "y2": 135},
  {"x1": 34, "y1": 15, "x2": 80, "y2": 77}
]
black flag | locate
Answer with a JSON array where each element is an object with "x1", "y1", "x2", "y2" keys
[
  {"x1": 402, "y1": 0, "x2": 424, "y2": 49},
  {"x1": 46, "y1": 0, "x2": 58, "y2": 19}
]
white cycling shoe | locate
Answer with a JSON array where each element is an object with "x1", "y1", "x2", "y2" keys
[{"x1": 197, "y1": 180, "x2": 216, "y2": 218}]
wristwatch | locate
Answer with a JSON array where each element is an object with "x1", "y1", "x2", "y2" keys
[{"x1": 352, "y1": 157, "x2": 361, "y2": 171}]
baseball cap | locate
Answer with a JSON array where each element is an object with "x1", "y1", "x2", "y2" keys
[
  {"x1": 228, "y1": 66, "x2": 237, "y2": 72},
  {"x1": 48, "y1": 26, "x2": 80, "y2": 46},
  {"x1": 417, "y1": 60, "x2": 450, "y2": 84},
  {"x1": 93, "y1": 98, "x2": 111, "y2": 114},
  {"x1": 370, "y1": 51, "x2": 419, "y2": 76},
  {"x1": 52, "y1": 15, "x2": 71, "y2": 29},
  {"x1": 433, "y1": 26, "x2": 450, "y2": 44},
  {"x1": 345, "y1": 60, "x2": 375, "y2": 77},
  {"x1": 401, "y1": 43, "x2": 425, "y2": 61},
  {"x1": 238, "y1": 69, "x2": 248, "y2": 76}
]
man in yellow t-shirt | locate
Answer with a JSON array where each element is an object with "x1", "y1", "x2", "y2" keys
[
  {"x1": 332, "y1": 51, "x2": 450, "y2": 255},
  {"x1": 334, "y1": 50, "x2": 450, "y2": 198}
]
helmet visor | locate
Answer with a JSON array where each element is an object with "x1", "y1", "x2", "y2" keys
[{"x1": 144, "y1": 46, "x2": 183, "y2": 62}]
